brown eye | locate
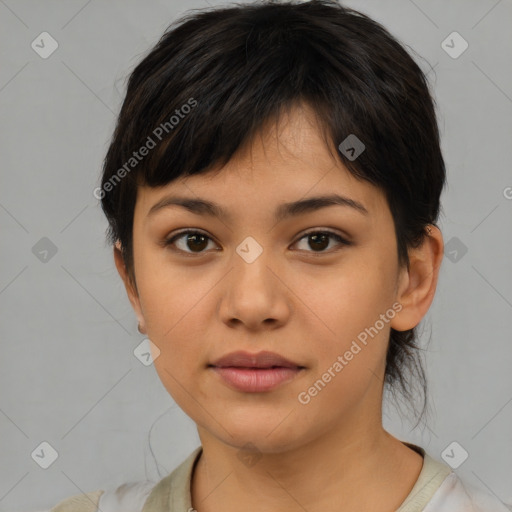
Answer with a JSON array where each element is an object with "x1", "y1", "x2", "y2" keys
[
  {"x1": 164, "y1": 230, "x2": 217, "y2": 254},
  {"x1": 293, "y1": 231, "x2": 351, "y2": 253},
  {"x1": 163, "y1": 229, "x2": 351, "y2": 256}
]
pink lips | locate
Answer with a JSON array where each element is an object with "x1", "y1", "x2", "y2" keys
[{"x1": 209, "y1": 350, "x2": 305, "y2": 392}]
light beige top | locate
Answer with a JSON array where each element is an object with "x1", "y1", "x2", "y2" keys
[{"x1": 50, "y1": 442, "x2": 453, "y2": 512}]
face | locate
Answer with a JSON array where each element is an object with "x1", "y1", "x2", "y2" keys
[{"x1": 117, "y1": 104, "x2": 413, "y2": 454}]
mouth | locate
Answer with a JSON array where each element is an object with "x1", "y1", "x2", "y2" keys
[
  {"x1": 208, "y1": 351, "x2": 305, "y2": 392},
  {"x1": 208, "y1": 366, "x2": 305, "y2": 392},
  {"x1": 209, "y1": 350, "x2": 304, "y2": 369}
]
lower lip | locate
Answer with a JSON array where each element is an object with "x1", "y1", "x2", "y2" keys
[{"x1": 210, "y1": 366, "x2": 303, "y2": 392}]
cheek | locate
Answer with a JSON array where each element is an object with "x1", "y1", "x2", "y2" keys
[
  {"x1": 297, "y1": 271, "x2": 394, "y2": 414},
  {"x1": 135, "y1": 247, "x2": 217, "y2": 341},
  {"x1": 134, "y1": 266, "x2": 213, "y2": 388},
  {"x1": 299, "y1": 259, "x2": 394, "y2": 343},
  {"x1": 298, "y1": 260, "x2": 395, "y2": 394},
  {"x1": 149, "y1": 314, "x2": 210, "y2": 418}
]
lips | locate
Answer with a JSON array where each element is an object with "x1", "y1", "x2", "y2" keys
[
  {"x1": 208, "y1": 350, "x2": 305, "y2": 392},
  {"x1": 209, "y1": 350, "x2": 303, "y2": 369}
]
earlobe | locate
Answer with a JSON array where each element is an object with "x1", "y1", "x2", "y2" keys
[
  {"x1": 390, "y1": 226, "x2": 444, "y2": 332},
  {"x1": 113, "y1": 241, "x2": 147, "y2": 334}
]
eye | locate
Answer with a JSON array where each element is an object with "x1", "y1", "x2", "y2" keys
[
  {"x1": 163, "y1": 229, "x2": 351, "y2": 255},
  {"x1": 163, "y1": 229, "x2": 218, "y2": 254},
  {"x1": 292, "y1": 230, "x2": 351, "y2": 254}
]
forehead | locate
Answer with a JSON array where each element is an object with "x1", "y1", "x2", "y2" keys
[{"x1": 134, "y1": 104, "x2": 388, "y2": 224}]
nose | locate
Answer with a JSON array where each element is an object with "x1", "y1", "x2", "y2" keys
[{"x1": 217, "y1": 245, "x2": 291, "y2": 331}]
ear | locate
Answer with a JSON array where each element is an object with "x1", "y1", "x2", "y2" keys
[
  {"x1": 113, "y1": 241, "x2": 147, "y2": 334},
  {"x1": 391, "y1": 226, "x2": 444, "y2": 331}
]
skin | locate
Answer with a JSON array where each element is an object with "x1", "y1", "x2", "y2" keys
[{"x1": 114, "y1": 103, "x2": 444, "y2": 512}]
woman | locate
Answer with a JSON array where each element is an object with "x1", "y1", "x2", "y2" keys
[{"x1": 49, "y1": 1, "x2": 508, "y2": 510}]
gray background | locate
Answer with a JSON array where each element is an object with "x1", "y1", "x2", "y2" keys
[{"x1": 1, "y1": 0, "x2": 511, "y2": 510}]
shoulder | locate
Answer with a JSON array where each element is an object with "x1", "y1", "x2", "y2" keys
[
  {"x1": 49, "y1": 490, "x2": 104, "y2": 512},
  {"x1": 48, "y1": 481, "x2": 155, "y2": 512},
  {"x1": 46, "y1": 446, "x2": 203, "y2": 512},
  {"x1": 424, "y1": 472, "x2": 511, "y2": 512}
]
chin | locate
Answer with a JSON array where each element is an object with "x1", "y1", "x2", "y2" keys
[{"x1": 210, "y1": 417, "x2": 309, "y2": 454}]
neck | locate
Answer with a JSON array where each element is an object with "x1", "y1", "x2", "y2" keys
[{"x1": 191, "y1": 420, "x2": 423, "y2": 512}]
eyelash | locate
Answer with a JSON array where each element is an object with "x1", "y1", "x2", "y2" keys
[{"x1": 162, "y1": 229, "x2": 352, "y2": 256}]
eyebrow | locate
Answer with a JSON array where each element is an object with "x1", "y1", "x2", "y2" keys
[{"x1": 146, "y1": 193, "x2": 369, "y2": 223}]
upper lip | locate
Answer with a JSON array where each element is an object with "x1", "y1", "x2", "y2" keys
[{"x1": 209, "y1": 350, "x2": 303, "y2": 369}]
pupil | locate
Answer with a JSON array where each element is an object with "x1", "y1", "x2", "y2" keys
[
  {"x1": 310, "y1": 233, "x2": 328, "y2": 251},
  {"x1": 188, "y1": 234, "x2": 207, "y2": 252}
]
